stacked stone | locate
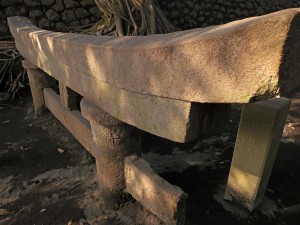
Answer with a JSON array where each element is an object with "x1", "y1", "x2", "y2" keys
[
  {"x1": 159, "y1": 0, "x2": 300, "y2": 29},
  {"x1": 0, "y1": 0, "x2": 100, "y2": 34},
  {"x1": 2, "y1": 0, "x2": 300, "y2": 34}
]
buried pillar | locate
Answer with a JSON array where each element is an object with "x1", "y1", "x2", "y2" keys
[
  {"x1": 22, "y1": 60, "x2": 55, "y2": 115},
  {"x1": 80, "y1": 98, "x2": 141, "y2": 208},
  {"x1": 125, "y1": 156, "x2": 187, "y2": 225},
  {"x1": 224, "y1": 98, "x2": 291, "y2": 211}
]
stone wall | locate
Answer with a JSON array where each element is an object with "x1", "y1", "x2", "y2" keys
[
  {"x1": 159, "y1": 0, "x2": 300, "y2": 29},
  {"x1": 0, "y1": 0, "x2": 100, "y2": 34},
  {"x1": 1, "y1": 0, "x2": 300, "y2": 35}
]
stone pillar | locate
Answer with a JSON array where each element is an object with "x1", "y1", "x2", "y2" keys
[
  {"x1": 59, "y1": 82, "x2": 77, "y2": 111},
  {"x1": 80, "y1": 98, "x2": 141, "y2": 209},
  {"x1": 224, "y1": 98, "x2": 291, "y2": 211},
  {"x1": 22, "y1": 60, "x2": 55, "y2": 115}
]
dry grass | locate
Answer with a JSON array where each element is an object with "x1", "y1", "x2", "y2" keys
[
  {"x1": 0, "y1": 36, "x2": 27, "y2": 100},
  {"x1": 93, "y1": 0, "x2": 174, "y2": 36}
]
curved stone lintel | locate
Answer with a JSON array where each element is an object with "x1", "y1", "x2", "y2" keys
[{"x1": 8, "y1": 9, "x2": 300, "y2": 103}]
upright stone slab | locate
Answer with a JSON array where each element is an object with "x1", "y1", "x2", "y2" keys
[
  {"x1": 80, "y1": 98, "x2": 141, "y2": 209},
  {"x1": 22, "y1": 59, "x2": 55, "y2": 115},
  {"x1": 224, "y1": 98, "x2": 291, "y2": 211}
]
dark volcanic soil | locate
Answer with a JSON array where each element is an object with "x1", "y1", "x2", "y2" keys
[{"x1": 0, "y1": 88, "x2": 300, "y2": 225}]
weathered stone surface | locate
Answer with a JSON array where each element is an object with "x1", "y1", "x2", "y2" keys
[
  {"x1": 24, "y1": 0, "x2": 41, "y2": 7},
  {"x1": 22, "y1": 60, "x2": 38, "y2": 69},
  {"x1": 62, "y1": 10, "x2": 75, "y2": 23},
  {"x1": 0, "y1": 0, "x2": 22, "y2": 7},
  {"x1": 38, "y1": 17, "x2": 50, "y2": 28},
  {"x1": 224, "y1": 98, "x2": 291, "y2": 211},
  {"x1": 3, "y1": 0, "x2": 300, "y2": 33},
  {"x1": 125, "y1": 156, "x2": 187, "y2": 225},
  {"x1": 69, "y1": 20, "x2": 80, "y2": 27},
  {"x1": 80, "y1": 98, "x2": 123, "y2": 126},
  {"x1": 29, "y1": 10, "x2": 43, "y2": 20},
  {"x1": 43, "y1": 0, "x2": 55, "y2": 6},
  {"x1": 17, "y1": 41, "x2": 215, "y2": 142},
  {"x1": 5, "y1": 6, "x2": 17, "y2": 17},
  {"x1": 64, "y1": 0, "x2": 80, "y2": 8},
  {"x1": 46, "y1": 9, "x2": 60, "y2": 22},
  {"x1": 52, "y1": 0, "x2": 65, "y2": 12},
  {"x1": 55, "y1": 22, "x2": 65, "y2": 28},
  {"x1": 76, "y1": 8, "x2": 89, "y2": 18},
  {"x1": 80, "y1": 18, "x2": 90, "y2": 26},
  {"x1": 81, "y1": 99, "x2": 142, "y2": 209},
  {"x1": 8, "y1": 9, "x2": 300, "y2": 103},
  {"x1": 80, "y1": 0, "x2": 95, "y2": 6},
  {"x1": 89, "y1": 16, "x2": 98, "y2": 23},
  {"x1": 20, "y1": 6, "x2": 29, "y2": 16},
  {"x1": 22, "y1": 60, "x2": 53, "y2": 115},
  {"x1": 89, "y1": 6, "x2": 100, "y2": 16},
  {"x1": 59, "y1": 83, "x2": 77, "y2": 111}
]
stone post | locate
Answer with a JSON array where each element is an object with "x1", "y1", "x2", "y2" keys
[
  {"x1": 224, "y1": 98, "x2": 291, "y2": 211},
  {"x1": 80, "y1": 98, "x2": 141, "y2": 209},
  {"x1": 22, "y1": 60, "x2": 55, "y2": 115},
  {"x1": 59, "y1": 82, "x2": 77, "y2": 111}
]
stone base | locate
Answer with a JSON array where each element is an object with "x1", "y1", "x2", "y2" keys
[{"x1": 125, "y1": 156, "x2": 187, "y2": 225}]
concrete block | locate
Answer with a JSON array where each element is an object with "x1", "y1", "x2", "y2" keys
[
  {"x1": 224, "y1": 98, "x2": 291, "y2": 211},
  {"x1": 125, "y1": 156, "x2": 187, "y2": 225}
]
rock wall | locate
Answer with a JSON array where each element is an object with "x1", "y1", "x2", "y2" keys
[
  {"x1": 1, "y1": 0, "x2": 300, "y2": 35},
  {"x1": 0, "y1": 0, "x2": 100, "y2": 34},
  {"x1": 159, "y1": 0, "x2": 300, "y2": 29}
]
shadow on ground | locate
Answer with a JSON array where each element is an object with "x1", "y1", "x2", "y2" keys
[{"x1": 0, "y1": 88, "x2": 300, "y2": 225}]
